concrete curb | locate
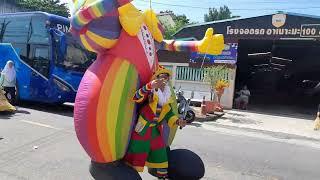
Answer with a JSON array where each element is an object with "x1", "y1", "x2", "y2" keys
[{"x1": 194, "y1": 117, "x2": 320, "y2": 142}]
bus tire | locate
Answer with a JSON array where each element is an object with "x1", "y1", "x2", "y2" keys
[{"x1": 15, "y1": 84, "x2": 20, "y2": 106}]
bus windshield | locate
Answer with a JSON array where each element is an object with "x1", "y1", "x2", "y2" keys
[{"x1": 55, "y1": 34, "x2": 95, "y2": 72}]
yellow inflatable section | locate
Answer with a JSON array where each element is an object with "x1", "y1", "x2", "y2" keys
[
  {"x1": 197, "y1": 28, "x2": 225, "y2": 55},
  {"x1": 0, "y1": 90, "x2": 15, "y2": 112},
  {"x1": 118, "y1": 3, "x2": 163, "y2": 42}
]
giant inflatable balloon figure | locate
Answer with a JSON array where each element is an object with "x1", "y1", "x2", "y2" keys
[{"x1": 69, "y1": 0, "x2": 224, "y2": 179}]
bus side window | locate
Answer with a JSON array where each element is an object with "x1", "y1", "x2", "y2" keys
[
  {"x1": 31, "y1": 46, "x2": 50, "y2": 78},
  {"x1": 0, "y1": 17, "x2": 5, "y2": 42},
  {"x1": 11, "y1": 43, "x2": 29, "y2": 62},
  {"x1": 2, "y1": 15, "x2": 31, "y2": 43},
  {"x1": 30, "y1": 15, "x2": 49, "y2": 44}
]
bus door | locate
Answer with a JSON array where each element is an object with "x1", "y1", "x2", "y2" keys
[{"x1": 29, "y1": 45, "x2": 51, "y2": 100}]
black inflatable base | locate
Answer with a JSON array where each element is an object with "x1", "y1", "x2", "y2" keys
[
  {"x1": 89, "y1": 160, "x2": 142, "y2": 180},
  {"x1": 149, "y1": 149, "x2": 205, "y2": 180},
  {"x1": 90, "y1": 149, "x2": 204, "y2": 180}
]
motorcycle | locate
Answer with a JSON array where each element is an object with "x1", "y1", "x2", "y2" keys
[{"x1": 176, "y1": 89, "x2": 196, "y2": 124}]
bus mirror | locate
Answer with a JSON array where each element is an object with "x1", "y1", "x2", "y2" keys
[{"x1": 50, "y1": 28, "x2": 67, "y2": 61}]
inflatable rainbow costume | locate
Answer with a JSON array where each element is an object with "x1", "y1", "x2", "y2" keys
[{"x1": 69, "y1": 0, "x2": 224, "y2": 179}]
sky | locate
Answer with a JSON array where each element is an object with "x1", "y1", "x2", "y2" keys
[{"x1": 62, "y1": 0, "x2": 320, "y2": 23}]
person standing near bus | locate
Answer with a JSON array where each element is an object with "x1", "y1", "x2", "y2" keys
[{"x1": 0, "y1": 61, "x2": 16, "y2": 105}]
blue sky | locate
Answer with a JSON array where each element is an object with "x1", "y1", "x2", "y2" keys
[{"x1": 63, "y1": 0, "x2": 320, "y2": 23}]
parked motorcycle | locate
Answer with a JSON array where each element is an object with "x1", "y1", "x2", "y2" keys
[{"x1": 176, "y1": 89, "x2": 196, "y2": 124}]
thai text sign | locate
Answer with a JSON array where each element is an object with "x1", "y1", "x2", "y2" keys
[{"x1": 226, "y1": 24, "x2": 320, "y2": 38}]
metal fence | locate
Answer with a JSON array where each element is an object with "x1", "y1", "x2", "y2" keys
[{"x1": 176, "y1": 66, "x2": 230, "y2": 82}]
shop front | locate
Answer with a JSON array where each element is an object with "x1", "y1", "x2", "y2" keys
[{"x1": 159, "y1": 12, "x2": 320, "y2": 110}]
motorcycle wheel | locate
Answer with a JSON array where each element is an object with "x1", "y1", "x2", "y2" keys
[
  {"x1": 178, "y1": 104, "x2": 184, "y2": 114},
  {"x1": 185, "y1": 110, "x2": 195, "y2": 124}
]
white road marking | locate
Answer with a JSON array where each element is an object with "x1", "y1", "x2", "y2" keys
[{"x1": 20, "y1": 120, "x2": 62, "y2": 130}]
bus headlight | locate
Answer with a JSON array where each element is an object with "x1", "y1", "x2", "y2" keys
[{"x1": 53, "y1": 79, "x2": 70, "y2": 92}]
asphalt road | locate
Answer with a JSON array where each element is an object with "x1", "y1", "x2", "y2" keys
[{"x1": 0, "y1": 103, "x2": 320, "y2": 180}]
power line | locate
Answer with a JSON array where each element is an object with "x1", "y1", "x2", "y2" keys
[
  {"x1": 136, "y1": 0, "x2": 210, "y2": 10},
  {"x1": 228, "y1": 0, "x2": 319, "y2": 4},
  {"x1": 136, "y1": 0, "x2": 320, "y2": 11},
  {"x1": 232, "y1": 7, "x2": 320, "y2": 11},
  {"x1": 145, "y1": 0, "x2": 319, "y2": 5}
]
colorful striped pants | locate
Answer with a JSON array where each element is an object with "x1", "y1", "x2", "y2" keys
[{"x1": 124, "y1": 125, "x2": 168, "y2": 175}]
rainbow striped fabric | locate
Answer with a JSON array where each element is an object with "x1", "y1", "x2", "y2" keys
[
  {"x1": 133, "y1": 82, "x2": 152, "y2": 103},
  {"x1": 74, "y1": 57, "x2": 139, "y2": 163},
  {"x1": 70, "y1": 0, "x2": 132, "y2": 53},
  {"x1": 158, "y1": 40, "x2": 198, "y2": 52}
]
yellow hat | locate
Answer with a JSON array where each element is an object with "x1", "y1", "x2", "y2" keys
[{"x1": 152, "y1": 65, "x2": 172, "y2": 80}]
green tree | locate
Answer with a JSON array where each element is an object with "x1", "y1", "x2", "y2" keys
[
  {"x1": 162, "y1": 11, "x2": 192, "y2": 39},
  {"x1": 173, "y1": 14, "x2": 189, "y2": 25},
  {"x1": 204, "y1": 5, "x2": 239, "y2": 22},
  {"x1": 203, "y1": 65, "x2": 229, "y2": 101},
  {"x1": 16, "y1": 0, "x2": 70, "y2": 17},
  {"x1": 163, "y1": 23, "x2": 182, "y2": 40}
]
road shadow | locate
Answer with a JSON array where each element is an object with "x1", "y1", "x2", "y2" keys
[
  {"x1": 15, "y1": 109, "x2": 31, "y2": 114},
  {"x1": 243, "y1": 106, "x2": 315, "y2": 121},
  {"x1": 0, "y1": 111, "x2": 15, "y2": 120},
  {"x1": 189, "y1": 122, "x2": 203, "y2": 128},
  {"x1": 0, "y1": 108, "x2": 32, "y2": 120},
  {"x1": 244, "y1": 95, "x2": 317, "y2": 121},
  {"x1": 218, "y1": 115, "x2": 261, "y2": 125},
  {"x1": 195, "y1": 113, "x2": 225, "y2": 123},
  {"x1": 16, "y1": 101, "x2": 74, "y2": 117}
]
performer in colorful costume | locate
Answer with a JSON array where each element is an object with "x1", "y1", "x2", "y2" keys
[
  {"x1": 69, "y1": 0, "x2": 224, "y2": 179},
  {"x1": 124, "y1": 66, "x2": 186, "y2": 178}
]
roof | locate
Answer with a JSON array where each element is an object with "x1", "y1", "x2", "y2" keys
[
  {"x1": 157, "y1": 12, "x2": 174, "y2": 16},
  {"x1": 0, "y1": 11, "x2": 68, "y2": 22},
  {"x1": 175, "y1": 12, "x2": 320, "y2": 37}
]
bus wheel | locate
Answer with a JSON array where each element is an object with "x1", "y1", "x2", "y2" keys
[{"x1": 15, "y1": 85, "x2": 21, "y2": 106}]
